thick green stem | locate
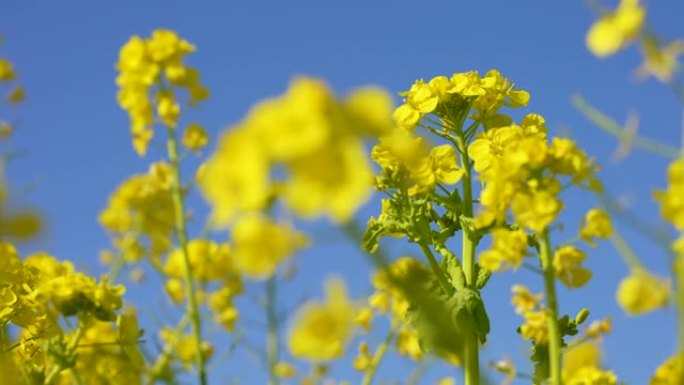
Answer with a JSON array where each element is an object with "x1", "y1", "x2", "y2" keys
[
  {"x1": 266, "y1": 276, "x2": 280, "y2": 385},
  {"x1": 166, "y1": 126, "x2": 207, "y2": 385},
  {"x1": 455, "y1": 121, "x2": 479, "y2": 385},
  {"x1": 361, "y1": 326, "x2": 395, "y2": 385},
  {"x1": 539, "y1": 229, "x2": 562, "y2": 385}
]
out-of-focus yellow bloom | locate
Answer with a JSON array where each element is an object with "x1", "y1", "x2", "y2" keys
[
  {"x1": 282, "y1": 136, "x2": 373, "y2": 223},
  {"x1": 511, "y1": 284, "x2": 543, "y2": 315},
  {"x1": 232, "y1": 214, "x2": 307, "y2": 279},
  {"x1": 586, "y1": 0, "x2": 645, "y2": 58},
  {"x1": 201, "y1": 76, "x2": 387, "y2": 224},
  {"x1": 436, "y1": 377, "x2": 456, "y2": 385},
  {"x1": 655, "y1": 157, "x2": 684, "y2": 231},
  {"x1": 479, "y1": 228, "x2": 528, "y2": 272},
  {"x1": 580, "y1": 209, "x2": 613, "y2": 246},
  {"x1": 0, "y1": 59, "x2": 15, "y2": 81},
  {"x1": 159, "y1": 328, "x2": 214, "y2": 370},
  {"x1": 164, "y1": 239, "x2": 236, "y2": 283},
  {"x1": 616, "y1": 268, "x2": 670, "y2": 315},
  {"x1": 288, "y1": 278, "x2": 356, "y2": 361},
  {"x1": 585, "y1": 317, "x2": 612, "y2": 339},
  {"x1": 198, "y1": 128, "x2": 271, "y2": 226},
  {"x1": 396, "y1": 325, "x2": 423, "y2": 360},
  {"x1": 553, "y1": 246, "x2": 592, "y2": 288},
  {"x1": 637, "y1": 38, "x2": 684, "y2": 83},
  {"x1": 353, "y1": 341, "x2": 373, "y2": 371},
  {"x1": 354, "y1": 307, "x2": 373, "y2": 332},
  {"x1": 273, "y1": 361, "x2": 297, "y2": 379},
  {"x1": 181, "y1": 123, "x2": 208, "y2": 151},
  {"x1": 563, "y1": 342, "x2": 618, "y2": 385},
  {"x1": 7, "y1": 86, "x2": 24, "y2": 104},
  {"x1": 650, "y1": 354, "x2": 683, "y2": 385},
  {"x1": 519, "y1": 310, "x2": 548, "y2": 344}
]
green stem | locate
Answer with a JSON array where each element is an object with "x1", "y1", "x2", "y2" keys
[
  {"x1": 166, "y1": 125, "x2": 207, "y2": 385},
  {"x1": 361, "y1": 326, "x2": 395, "y2": 385},
  {"x1": 44, "y1": 327, "x2": 84, "y2": 385},
  {"x1": 539, "y1": 229, "x2": 561, "y2": 385},
  {"x1": 455, "y1": 117, "x2": 479, "y2": 385},
  {"x1": 571, "y1": 94, "x2": 682, "y2": 159},
  {"x1": 609, "y1": 227, "x2": 643, "y2": 270},
  {"x1": 418, "y1": 242, "x2": 452, "y2": 295},
  {"x1": 266, "y1": 276, "x2": 280, "y2": 385}
]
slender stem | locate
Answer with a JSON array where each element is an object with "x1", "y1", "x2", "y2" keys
[
  {"x1": 418, "y1": 242, "x2": 452, "y2": 295},
  {"x1": 166, "y1": 125, "x2": 207, "y2": 385},
  {"x1": 454, "y1": 116, "x2": 479, "y2": 385},
  {"x1": 44, "y1": 327, "x2": 84, "y2": 385},
  {"x1": 361, "y1": 326, "x2": 395, "y2": 385},
  {"x1": 609, "y1": 227, "x2": 643, "y2": 270},
  {"x1": 266, "y1": 276, "x2": 280, "y2": 385},
  {"x1": 571, "y1": 94, "x2": 682, "y2": 159},
  {"x1": 539, "y1": 229, "x2": 561, "y2": 385}
]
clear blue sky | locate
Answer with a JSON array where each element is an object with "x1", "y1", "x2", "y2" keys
[{"x1": 1, "y1": 1, "x2": 683, "y2": 384}]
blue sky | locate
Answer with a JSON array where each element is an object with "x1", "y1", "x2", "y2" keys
[{"x1": 1, "y1": 1, "x2": 683, "y2": 384}]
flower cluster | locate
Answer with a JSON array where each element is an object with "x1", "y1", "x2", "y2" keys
[
  {"x1": 116, "y1": 29, "x2": 209, "y2": 155},
  {"x1": 99, "y1": 162, "x2": 176, "y2": 267},
  {"x1": 199, "y1": 77, "x2": 393, "y2": 225}
]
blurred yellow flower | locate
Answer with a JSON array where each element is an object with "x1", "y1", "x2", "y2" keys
[
  {"x1": 288, "y1": 278, "x2": 356, "y2": 361},
  {"x1": 616, "y1": 268, "x2": 670, "y2": 315},
  {"x1": 586, "y1": 0, "x2": 645, "y2": 58}
]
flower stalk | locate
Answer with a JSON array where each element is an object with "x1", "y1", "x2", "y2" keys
[
  {"x1": 166, "y1": 125, "x2": 207, "y2": 385},
  {"x1": 539, "y1": 229, "x2": 562, "y2": 385}
]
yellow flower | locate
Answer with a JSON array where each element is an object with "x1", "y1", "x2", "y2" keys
[
  {"x1": 478, "y1": 228, "x2": 529, "y2": 272},
  {"x1": 584, "y1": 317, "x2": 613, "y2": 340},
  {"x1": 637, "y1": 38, "x2": 684, "y2": 83},
  {"x1": 519, "y1": 310, "x2": 548, "y2": 344},
  {"x1": 580, "y1": 209, "x2": 614, "y2": 246},
  {"x1": 0, "y1": 59, "x2": 16, "y2": 81},
  {"x1": 396, "y1": 325, "x2": 423, "y2": 360},
  {"x1": 164, "y1": 239, "x2": 235, "y2": 283},
  {"x1": 586, "y1": 0, "x2": 645, "y2": 58},
  {"x1": 650, "y1": 354, "x2": 683, "y2": 385},
  {"x1": 511, "y1": 284, "x2": 542, "y2": 315},
  {"x1": 616, "y1": 268, "x2": 670, "y2": 315},
  {"x1": 273, "y1": 361, "x2": 297, "y2": 379},
  {"x1": 553, "y1": 246, "x2": 592, "y2": 288},
  {"x1": 288, "y1": 278, "x2": 356, "y2": 361},
  {"x1": 115, "y1": 30, "x2": 208, "y2": 155},
  {"x1": 7, "y1": 86, "x2": 24, "y2": 104},
  {"x1": 232, "y1": 214, "x2": 307, "y2": 279},
  {"x1": 282, "y1": 136, "x2": 373, "y2": 223},
  {"x1": 343, "y1": 86, "x2": 394, "y2": 137},
  {"x1": 654, "y1": 157, "x2": 684, "y2": 231},
  {"x1": 354, "y1": 307, "x2": 373, "y2": 332},
  {"x1": 181, "y1": 122, "x2": 209, "y2": 152},
  {"x1": 563, "y1": 350, "x2": 619, "y2": 385},
  {"x1": 408, "y1": 144, "x2": 464, "y2": 195},
  {"x1": 198, "y1": 128, "x2": 271, "y2": 226},
  {"x1": 353, "y1": 341, "x2": 373, "y2": 371},
  {"x1": 511, "y1": 187, "x2": 563, "y2": 232}
]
